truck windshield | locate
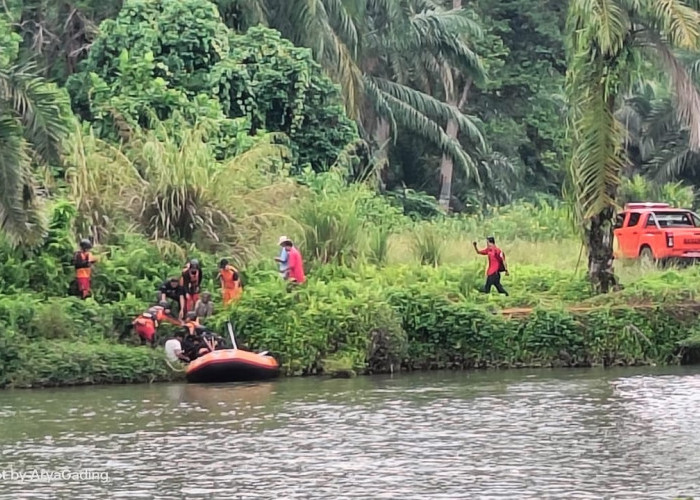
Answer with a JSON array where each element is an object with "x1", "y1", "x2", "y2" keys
[{"x1": 651, "y1": 211, "x2": 697, "y2": 228}]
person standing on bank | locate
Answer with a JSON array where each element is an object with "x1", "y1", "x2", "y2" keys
[
  {"x1": 274, "y1": 236, "x2": 290, "y2": 279},
  {"x1": 278, "y1": 237, "x2": 305, "y2": 284},
  {"x1": 473, "y1": 237, "x2": 509, "y2": 296},
  {"x1": 73, "y1": 239, "x2": 97, "y2": 299}
]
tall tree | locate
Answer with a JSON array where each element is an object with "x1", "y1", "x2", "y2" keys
[
  {"x1": 0, "y1": 15, "x2": 70, "y2": 244},
  {"x1": 566, "y1": 0, "x2": 700, "y2": 292},
  {"x1": 216, "y1": 0, "x2": 486, "y2": 182}
]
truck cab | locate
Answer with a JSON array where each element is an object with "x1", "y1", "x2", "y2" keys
[{"x1": 613, "y1": 202, "x2": 700, "y2": 261}]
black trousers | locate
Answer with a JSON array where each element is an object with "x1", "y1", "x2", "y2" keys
[{"x1": 482, "y1": 272, "x2": 508, "y2": 295}]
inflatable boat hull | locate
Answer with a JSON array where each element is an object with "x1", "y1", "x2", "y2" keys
[{"x1": 185, "y1": 349, "x2": 280, "y2": 383}]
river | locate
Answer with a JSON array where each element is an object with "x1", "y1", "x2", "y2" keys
[{"x1": 1, "y1": 367, "x2": 699, "y2": 499}]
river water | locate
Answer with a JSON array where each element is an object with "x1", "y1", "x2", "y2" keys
[{"x1": 1, "y1": 367, "x2": 699, "y2": 499}]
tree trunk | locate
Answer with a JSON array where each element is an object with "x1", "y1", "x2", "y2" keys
[
  {"x1": 438, "y1": 81, "x2": 470, "y2": 210},
  {"x1": 437, "y1": 0, "x2": 466, "y2": 211},
  {"x1": 586, "y1": 207, "x2": 618, "y2": 294},
  {"x1": 373, "y1": 117, "x2": 391, "y2": 190}
]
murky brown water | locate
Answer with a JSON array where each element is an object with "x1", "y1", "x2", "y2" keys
[{"x1": 1, "y1": 367, "x2": 699, "y2": 499}]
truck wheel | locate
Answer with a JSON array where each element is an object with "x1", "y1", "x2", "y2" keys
[{"x1": 639, "y1": 246, "x2": 656, "y2": 267}]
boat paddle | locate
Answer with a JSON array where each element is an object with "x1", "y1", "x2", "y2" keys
[{"x1": 227, "y1": 321, "x2": 238, "y2": 350}]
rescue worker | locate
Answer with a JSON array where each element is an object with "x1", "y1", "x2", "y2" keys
[
  {"x1": 133, "y1": 306, "x2": 160, "y2": 347},
  {"x1": 218, "y1": 259, "x2": 242, "y2": 306},
  {"x1": 473, "y1": 237, "x2": 509, "y2": 296},
  {"x1": 159, "y1": 277, "x2": 186, "y2": 319},
  {"x1": 73, "y1": 239, "x2": 97, "y2": 299},
  {"x1": 133, "y1": 302, "x2": 179, "y2": 347},
  {"x1": 181, "y1": 259, "x2": 203, "y2": 314},
  {"x1": 152, "y1": 300, "x2": 182, "y2": 326}
]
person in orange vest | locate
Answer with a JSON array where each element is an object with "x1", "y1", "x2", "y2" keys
[
  {"x1": 133, "y1": 306, "x2": 161, "y2": 347},
  {"x1": 73, "y1": 239, "x2": 97, "y2": 299},
  {"x1": 218, "y1": 259, "x2": 242, "y2": 306},
  {"x1": 180, "y1": 259, "x2": 203, "y2": 314},
  {"x1": 133, "y1": 302, "x2": 180, "y2": 347}
]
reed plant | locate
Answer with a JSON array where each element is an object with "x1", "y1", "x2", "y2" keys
[{"x1": 411, "y1": 224, "x2": 446, "y2": 267}]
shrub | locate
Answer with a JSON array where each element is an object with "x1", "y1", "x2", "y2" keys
[{"x1": 411, "y1": 224, "x2": 446, "y2": 267}]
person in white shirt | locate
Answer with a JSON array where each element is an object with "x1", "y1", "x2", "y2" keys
[{"x1": 165, "y1": 332, "x2": 189, "y2": 363}]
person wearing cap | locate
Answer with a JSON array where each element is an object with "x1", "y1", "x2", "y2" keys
[
  {"x1": 275, "y1": 236, "x2": 290, "y2": 279},
  {"x1": 473, "y1": 236, "x2": 508, "y2": 296},
  {"x1": 72, "y1": 239, "x2": 97, "y2": 299},
  {"x1": 133, "y1": 306, "x2": 161, "y2": 347},
  {"x1": 279, "y1": 237, "x2": 306, "y2": 284}
]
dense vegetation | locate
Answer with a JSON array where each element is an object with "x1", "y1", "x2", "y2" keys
[{"x1": 2, "y1": 0, "x2": 700, "y2": 387}]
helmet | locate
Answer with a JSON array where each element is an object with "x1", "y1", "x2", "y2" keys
[
  {"x1": 189, "y1": 259, "x2": 200, "y2": 269},
  {"x1": 185, "y1": 311, "x2": 197, "y2": 321},
  {"x1": 79, "y1": 239, "x2": 92, "y2": 250}
]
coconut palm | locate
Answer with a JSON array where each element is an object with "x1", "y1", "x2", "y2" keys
[
  {"x1": 216, "y1": 0, "x2": 486, "y2": 183},
  {"x1": 0, "y1": 62, "x2": 70, "y2": 245},
  {"x1": 566, "y1": 0, "x2": 700, "y2": 292},
  {"x1": 617, "y1": 54, "x2": 700, "y2": 185}
]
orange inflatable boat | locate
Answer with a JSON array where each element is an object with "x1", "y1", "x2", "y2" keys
[{"x1": 185, "y1": 349, "x2": 280, "y2": 383}]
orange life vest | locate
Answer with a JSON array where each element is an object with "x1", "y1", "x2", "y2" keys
[
  {"x1": 74, "y1": 251, "x2": 95, "y2": 278},
  {"x1": 219, "y1": 265, "x2": 241, "y2": 290},
  {"x1": 184, "y1": 320, "x2": 199, "y2": 336},
  {"x1": 180, "y1": 265, "x2": 201, "y2": 294},
  {"x1": 134, "y1": 311, "x2": 157, "y2": 329}
]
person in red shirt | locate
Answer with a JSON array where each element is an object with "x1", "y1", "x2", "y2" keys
[
  {"x1": 473, "y1": 236, "x2": 508, "y2": 296},
  {"x1": 280, "y1": 238, "x2": 306, "y2": 284}
]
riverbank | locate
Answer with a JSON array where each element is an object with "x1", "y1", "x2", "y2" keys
[{"x1": 3, "y1": 263, "x2": 700, "y2": 388}]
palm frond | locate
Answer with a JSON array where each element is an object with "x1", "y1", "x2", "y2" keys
[
  {"x1": 568, "y1": 85, "x2": 627, "y2": 219},
  {"x1": 0, "y1": 62, "x2": 70, "y2": 164},
  {"x1": 362, "y1": 77, "x2": 398, "y2": 142},
  {"x1": 368, "y1": 76, "x2": 484, "y2": 146},
  {"x1": 567, "y1": 0, "x2": 629, "y2": 56},
  {"x1": 323, "y1": 0, "x2": 359, "y2": 54},
  {"x1": 391, "y1": 9, "x2": 485, "y2": 83},
  {"x1": 0, "y1": 115, "x2": 29, "y2": 239},
  {"x1": 647, "y1": 35, "x2": 700, "y2": 150},
  {"x1": 648, "y1": 0, "x2": 700, "y2": 49},
  {"x1": 649, "y1": 142, "x2": 698, "y2": 182},
  {"x1": 377, "y1": 89, "x2": 479, "y2": 180}
]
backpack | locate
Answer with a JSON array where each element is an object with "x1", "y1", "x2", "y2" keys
[{"x1": 496, "y1": 251, "x2": 506, "y2": 273}]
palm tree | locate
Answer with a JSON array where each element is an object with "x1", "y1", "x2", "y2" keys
[
  {"x1": 617, "y1": 59, "x2": 700, "y2": 185},
  {"x1": 566, "y1": 0, "x2": 700, "y2": 292},
  {"x1": 216, "y1": 0, "x2": 486, "y2": 185},
  {"x1": 0, "y1": 61, "x2": 70, "y2": 245}
]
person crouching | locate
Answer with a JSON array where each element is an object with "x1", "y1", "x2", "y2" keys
[{"x1": 133, "y1": 307, "x2": 160, "y2": 347}]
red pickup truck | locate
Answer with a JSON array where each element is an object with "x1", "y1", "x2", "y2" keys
[{"x1": 613, "y1": 202, "x2": 700, "y2": 262}]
